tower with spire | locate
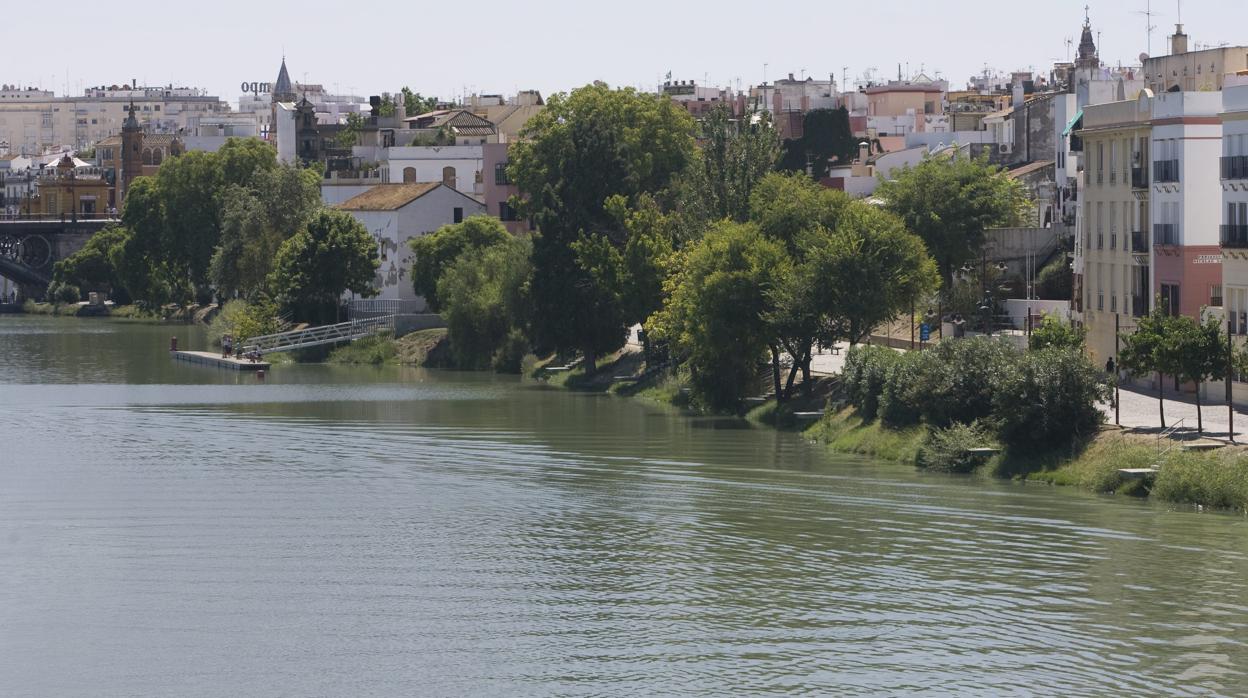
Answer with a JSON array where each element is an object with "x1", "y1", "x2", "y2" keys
[
  {"x1": 272, "y1": 57, "x2": 296, "y2": 104},
  {"x1": 119, "y1": 101, "x2": 144, "y2": 206},
  {"x1": 1074, "y1": 6, "x2": 1100, "y2": 71}
]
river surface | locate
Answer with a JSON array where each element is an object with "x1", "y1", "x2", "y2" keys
[{"x1": 2, "y1": 315, "x2": 1248, "y2": 696}]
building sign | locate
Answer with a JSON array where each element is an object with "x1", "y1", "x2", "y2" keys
[
  {"x1": 241, "y1": 82, "x2": 272, "y2": 96},
  {"x1": 1193, "y1": 254, "x2": 1222, "y2": 265}
]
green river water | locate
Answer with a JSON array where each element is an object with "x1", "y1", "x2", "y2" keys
[{"x1": 1, "y1": 315, "x2": 1247, "y2": 696}]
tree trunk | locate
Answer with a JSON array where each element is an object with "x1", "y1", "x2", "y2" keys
[
  {"x1": 1158, "y1": 372, "x2": 1166, "y2": 429},
  {"x1": 770, "y1": 345, "x2": 783, "y2": 403},
  {"x1": 1196, "y1": 387, "x2": 1203, "y2": 434},
  {"x1": 801, "y1": 349, "x2": 813, "y2": 398},
  {"x1": 784, "y1": 362, "x2": 800, "y2": 402},
  {"x1": 583, "y1": 348, "x2": 596, "y2": 375}
]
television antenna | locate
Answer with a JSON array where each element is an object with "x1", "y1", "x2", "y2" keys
[{"x1": 1133, "y1": 0, "x2": 1159, "y2": 56}]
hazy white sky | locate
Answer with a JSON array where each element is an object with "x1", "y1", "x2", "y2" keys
[{"x1": 12, "y1": 0, "x2": 1246, "y2": 105}]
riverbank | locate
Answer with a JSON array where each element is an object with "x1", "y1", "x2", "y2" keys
[
  {"x1": 532, "y1": 350, "x2": 1248, "y2": 515},
  {"x1": 19, "y1": 301, "x2": 214, "y2": 323}
]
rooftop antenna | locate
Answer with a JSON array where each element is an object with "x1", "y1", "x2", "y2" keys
[
  {"x1": 1134, "y1": 0, "x2": 1158, "y2": 56},
  {"x1": 1176, "y1": 0, "x2": 1181, "y2": 24},
  {"x1": 1065, "y1": 36, "x2": 1074, "y2": 61},
  {"x1": 842, "y1": 66, "x2": 849, "y2": 91}
]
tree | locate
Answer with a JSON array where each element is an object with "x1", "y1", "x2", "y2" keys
[
  {"x1": 1169, "y1": 314, "x2": 1233, "y2": 434},
  {"x1": 677, "y1": 104, "x2": 780, "y2": 227},
  {"x1": 400, "y1": 87, "x2": 438, "y2": 116},
  {"x1": 409, "y1": 215, "x2": 512, "y2": 312},
  {"x1": 748, "y1": 172, "x2": 849, "y2": 252},
  {"x1": 438, "y1": 236, "x2": 534, "y2": 370},
  {"x1": 508, "y1": 83, "x2": 696, "y2": 370},
  {"x1": 807, "y1": 202, "x2": 939, "y2": 347},
  {"x1": 217, "y1": 137, "x2": 277, "y2": 190},
  {"x1": 1119, "y1": 308, "x2": 1179, "y2": 429},
  {"x1": 116, "y1": 177, "x2": 171, "y2": 305},
  {"x1": 1029, "y1": 315, "x2": 1086, "y2": 351},
  {"x1": 779, "y1": 108, "x2": 857, "y2": 179},
  {"x1": 994, "y1": 348, "x2": 1107, "y2": 448},
  {"x1": 268, "y1": 210, "x2": 379, "y2": 323},
  {"x1": 336, "y1": 112, "x2": 365, "y2": 149},
  {"x1": 155, "y1": 150, "x2": 224, "y2": 297},
  {"x1": 648, "y1": 221, "x2": 789, "y2": 410},
  {"x1": 51, "y1": 225, "x2": 132, "y2": 302},
  {"x1": 876, "y1": 154, "x2": 1030, "y2": 286}
]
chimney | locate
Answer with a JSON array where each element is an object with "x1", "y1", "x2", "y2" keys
[
  {"x1": 1171, "y1": 24, "x2": 1188, "y2": 55},
  {"x1": 858, "y1": 141, "x2": 870, "y2": 163}
]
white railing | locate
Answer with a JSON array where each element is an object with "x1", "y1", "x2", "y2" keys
[
  {"x1": 1156, "y1": 418, "x2": 1186, "y2": 464},
  {"x1": 240, "y1": 315, "x2": 395, "y2": 355},
  {"x1": 346, "y1": 299, "x2": 425, "y2": 320}
]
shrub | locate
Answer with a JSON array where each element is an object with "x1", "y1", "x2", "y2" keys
[
  {"x1": 47, "y1": 281, "x2": 81, "y2": 305},
  {"x1": 208, "y1": 299, "x2": 282, "y2": 346},
  {"x1": 491, "y1": 329, "x2": 530, "y2": 374},
  {"x1": 993, "y1": 347, "x2": 1107, "y2": 449},
  {"x1": 842, "y1": 345, "x2": 900, "y2": 420},
  {"x1": 1029, "y1": 315, "x2": 1085, "y2": 351},
  {"x1": 922, "y1": 337, "x2": 1019, "y2": 428},
  {"x1": 878, "y1": 349, "x2": 935, "y2": 426},
  {"x1": 917, "y1": 421, "x2": 998, "y2": 473},
  {"x1": 327, "y1": 330, "x2": 397, "y2": 365},
  {"x1": 1153, "y1": 452, "x2": 1248, "y2": 511}
]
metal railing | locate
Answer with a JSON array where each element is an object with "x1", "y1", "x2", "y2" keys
[
  {"x1": 346, "y1": 298, "x2": 425, "y2": 320},
  {"x1": 1154, "y1": 223, "x2": 1178, "y2": 246},
  {"x1": 240, "y1": 315, "x2": 395, "y2": 355},
  {"x1": 1157, "y1": 418, "x2": 1186, "y2": 464},
  {"x1": 1154, "y1": 159, "x2": 1180, "y2": 183},
  {"x1": 1131, "y1": 166, "x2": 1149, "y2": 189},
  {"x1": 1222, "y1": 224, "x2": 1248, "y2": 248},
  {"x1": 0, "y1": 212, "x2": 119, "y2": 222},
  {"x1": 1222, "y1": 155, "x2": 1248, "y2": 180}
]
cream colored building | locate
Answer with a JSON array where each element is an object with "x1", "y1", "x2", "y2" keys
[
  {"x1": 0, "y1": 85, "x2": 228, "y2": 154},
  {"x1": 1142, "y1": 25, "x2": 1248, "y2": 93},
  {"x1": 1078, "y1": 91, "x2": 1154, "y2": 364}
]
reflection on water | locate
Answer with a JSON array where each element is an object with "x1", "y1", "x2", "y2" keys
[{"x1": 2, "y1": 315, "x2": 1248, "y2": 696}]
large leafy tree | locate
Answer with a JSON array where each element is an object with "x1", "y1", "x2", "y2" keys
[
  {"x1": 748, "y1": 172, "x2": 850, "y2": 252},
  {"x1": 268, "y1": 210, "x2": 379, "y2": 323},
  {"x1": 876, "y1": 154, "x2": 1030, "y2": 286},
  {"x1": 409, "y1": 215, "x2": 511, "y2": 312},
  {"x1": 217, "y1": 137, "x2": 278, "y2": 189},
  {"x1": 50, "y1": 225, "x2": 132, "y2": 302},
  {"x1": 438, "y1": 236, "x2": 533, "y2": 370},
  {"x1": 677, "y1": 104, "x2": 780, "y2": 227},
  {"x1": 154, "y1": 150, "x2": 224, "y2": 296},
  {"x1": 779, "y1": 108, "x2": 857, "y2": 179},
  {"x1": 508, "y1": 83, "x2": 695, "y2": 371},
  {"x1": 649, "y1": 221, "x2": 789, "y2": 410}
]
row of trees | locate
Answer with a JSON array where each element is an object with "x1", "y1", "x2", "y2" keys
[
  {"x1": 52, "y1": 137, "x2": 379, "y2": 325},
  {"x1": 411, "y1": 84, "x2": 1028, "y2": 410}
]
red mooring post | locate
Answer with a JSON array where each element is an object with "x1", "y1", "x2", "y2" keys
[{"x1": 170, "y1": 336, "x2": 178, "y2": 352}]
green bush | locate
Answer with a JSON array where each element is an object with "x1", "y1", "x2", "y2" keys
[
  {"x1": 1153, "y1": 452, "x2": 1248, "y2": 511},
  {"x1": 1028, "y1": 315, "x2": 1085, "y2": 351},
  {"x1": 492, "y1": 329, "x2": 530, "y2": 374},
  {"x1": 993, "y1": 347, "x2": 1107, "y2": 449},
  {"x1": 327, "y1": 331, "x2": 397, "y2": 365},
  {"x1": 921, "y1": 337, "x2": 1018, "y2": 428},
  {"x1": 208, "y1": 299, "x2": 282, "y2": 346},
  {"x1": 917, "y1": 421, "x2": 998, "y2": 473},
  {"x1": 47, "y1": 281, "x2": 81, "y2": 305},
  {"x1": 878, "y1": 349, "x2": 935, "y2": 426},
  {"x1": 842, "y1": 345, "x2": 900, "y2": 420}
]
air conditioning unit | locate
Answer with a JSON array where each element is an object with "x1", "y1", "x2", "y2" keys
[{"x1": 998, "y1": 143, "x2": 1011, "y2": 154}]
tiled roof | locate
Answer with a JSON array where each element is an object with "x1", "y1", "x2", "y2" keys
[{"x1": 336, "y1": 182, "x2": 442, "y2": 211}]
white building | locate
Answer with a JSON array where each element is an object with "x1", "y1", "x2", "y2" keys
[
  {"x1": 356, "y1": 144, "x2": 485, "y2": 199},
  {"x1": 1220, "y1": 78, "x2": 1248, "y2": 403},
  {"x1": 335, "y1": 182, "x2": 486, "y2": 304}
]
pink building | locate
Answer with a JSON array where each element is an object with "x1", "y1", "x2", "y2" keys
[{"x1": 482, "y1": 142, "x2": 528, "y2": 235}]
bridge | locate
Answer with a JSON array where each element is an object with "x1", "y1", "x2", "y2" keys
[
  {"x1": 237, "y1": 310, "x2": 445, "y2": 355},
  {"x1": 0, "y1": 215, "x2": 118, "y2": 298}
]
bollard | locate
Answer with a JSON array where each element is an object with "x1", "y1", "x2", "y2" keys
[
  {"x1": 256, "y1": 370, "x2": 265, "y2": 381},
  {"x1": 170, "y1": 336, "x2": 178, "y2": 352}
]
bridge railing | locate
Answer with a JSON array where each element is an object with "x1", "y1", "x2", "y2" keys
[
  {"x1": 0, "y1": 213, "x2": 119, "y2": 223},
  {"x1": 239, "y1": 315, "x2": 396, "y2": 355}
]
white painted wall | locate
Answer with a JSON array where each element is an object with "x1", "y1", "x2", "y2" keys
[
  {"x1": 1151, "y1": 91, "x2": 1223, "y2": 247},
  {"x1": 377, "y1": 145, "x2": 484, "y2": 198},
  {"x1": 338, "y1": 185, "x2": 486, "y2": 304}
]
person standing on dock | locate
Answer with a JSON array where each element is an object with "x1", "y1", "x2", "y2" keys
[{"x1": 222, "y1": 335, "x2": 233, "y2": 359}]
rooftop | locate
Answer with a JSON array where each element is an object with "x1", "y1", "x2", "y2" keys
[{"x1": 336, "y1": 182, "x2": 442, "y2": 211}]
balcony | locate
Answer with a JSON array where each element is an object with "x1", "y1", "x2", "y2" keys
[
  {"x1": 1132, "y1": 295, "x2": 1148, "y2": 318},
  {"x1": 1222, "y1": 224, "x2": 1248, "y2": 248},
  {"x1": 1154, "y1": 223, "x2": 1179, "y2": 246},
  {"x1": 1223, "y1": 155, "x2": 1248, "y2": 180},
  {"x1": 1131, "y1": 166, "x2": 1149, "y2": 189},
  {"x1": 1154, "y1": 159, "x2": 1180, "y2": 183},
  {"x1": 1131, "y1": 230, "x2": 1149, "y2": 253}
]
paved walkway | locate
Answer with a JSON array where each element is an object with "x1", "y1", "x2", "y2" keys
[{"x1": 1103, "y1": 385, "x2": 1248, "y2": 441}]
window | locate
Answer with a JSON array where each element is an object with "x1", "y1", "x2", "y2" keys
[
  {"x1": 442, "y1": 166, "x2": 456, "y2": 190},
  {"x1": 453, "y1": 207, "x2": 463, "y2": 223},
  {"x1": 499, "y1": 201, "x2": 518, "y2": 221},
  {"x1": 1212, "y1": 285, "x2": 1224, "y2": 307},
  {"x1": 153, "y1": 105, "x2": 160, "y2": 112},
  {"x1": 494, "y1": 162, "x2": 510, "y2": 185},
  {"x1": 1097, "y1": 142, "x2": 1104, "y2": 184},
  {"x1": 1161, "y1": 283, "x2": 1180, "y2": 316}
]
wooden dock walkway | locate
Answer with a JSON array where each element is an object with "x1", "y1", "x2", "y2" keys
[{"x1": 172, "y1": 351, "x2": 270, "y2": 371}]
